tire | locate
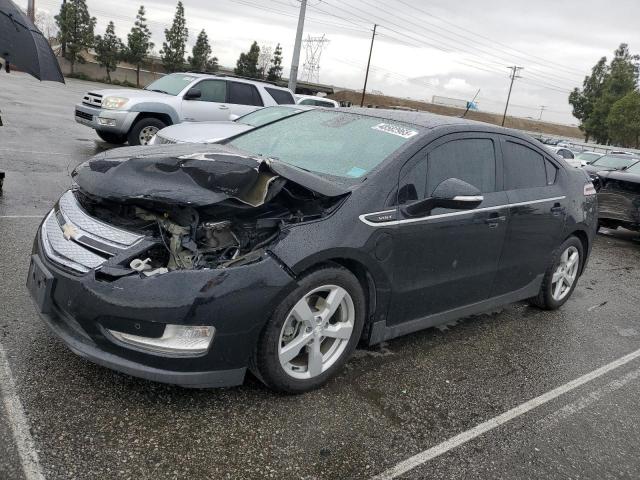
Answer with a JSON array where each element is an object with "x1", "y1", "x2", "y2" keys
[
  {"x1": 252, "y1": 266, "x2": 366, "y2": 393},
  {"x1": 127, "y1": 117, "x2": 167, "y2": 146},
  {"x1": 96, "y1": 131, "x2": 127, "y2": 144},
  {"x1": 529, "y1": 236, "x2": 584, "y2": 310}
]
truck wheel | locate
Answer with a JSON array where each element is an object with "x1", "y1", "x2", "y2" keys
[
  {"x1": 252, "y1": 266, "x2": 365, "y2": 393},
  {"x1": 96, "y1": 131, "x2": 127, "y2": 144},
  {"x1": 127, "y1": 118, "x2": 167, "y2": 146}
]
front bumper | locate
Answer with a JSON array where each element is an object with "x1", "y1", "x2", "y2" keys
[
  {"x1": 28, "y1": 211, "x2": 296, "y2": 388},
  {"x1": 74, "y1": 103, "x2": 139, "y2": 134}
]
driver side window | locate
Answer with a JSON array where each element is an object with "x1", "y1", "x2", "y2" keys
[{"x1": 397, "y1": 137, "x2": 497, "y2": 205}]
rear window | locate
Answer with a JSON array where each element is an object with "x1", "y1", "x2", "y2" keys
[
  {"x1": 229, "y1": 110, "x2": 420, "y2": 179},
  {"x1": 265, "y1": 87, "x2": 295, "y2": 105},
  {"x1": 228, "y1": 82, "x2": 263, "y2": 107},
  {"x1": 503, "y1": 140, "x2": 548, "y2": 189}
]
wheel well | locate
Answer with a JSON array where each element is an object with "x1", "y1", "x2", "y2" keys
[
  {"x1": 303, "y1": 258, "x2": 377, "y2": 324},
  {"x1": 568, "y1": 230, "x2": 589, "y2": 274},
  {"x1": 132, "y1": 112, "x2": 173, "y2": 128}
]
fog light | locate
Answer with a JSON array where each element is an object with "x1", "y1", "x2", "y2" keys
[
  {"x1": 108, "y1": 325, "x2": 215, "y2": 356},
  {"x1": 97, "y1": 117, "x2": 117, "y2": 127}
]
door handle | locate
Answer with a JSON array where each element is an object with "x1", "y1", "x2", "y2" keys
[
  {"x1": 484, "y1": 213, "x2": 506, "y2": 228},
  {"x1": 551, "y1": 203, "x2": 565, "y2": 216},
  {"x1": 219, "y1": 105, "x2": 229, "y2": 110}
]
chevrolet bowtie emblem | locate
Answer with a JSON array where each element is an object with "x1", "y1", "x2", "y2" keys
[{"x1": 62, "y1": 223, "x2": 78, "y2": 240}]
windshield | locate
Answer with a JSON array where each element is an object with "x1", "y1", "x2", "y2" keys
[
  {"x1": 145, "y1": 74, "x2": 196, "y2": 95},
  {"x1": 576, "y1": 152, "x2": 601, "y2": 163},
  {"x1": 592, "y1": 155, "x2": 639, "y2": 170},
  {"x1": 236, "y1": 106, "x2": 301, "y2": 127},
  {"x1": 229, "y1": 110, "x2": 421, "y2": 179}
]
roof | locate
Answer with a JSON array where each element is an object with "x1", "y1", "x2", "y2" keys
[{"x1": 335, "y1": 107, "x2": 494, "y2": 130}]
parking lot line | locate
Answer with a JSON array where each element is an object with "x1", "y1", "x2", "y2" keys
[
  {"x1": 371, "y1": 347, "x2": 640, "y2": 480},
  {"x1": 0, "y1": 342, "x2": 46, "y2": 480}
]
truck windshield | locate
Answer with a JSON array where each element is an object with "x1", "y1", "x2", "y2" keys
[
  {"x1": 229, "y1": 110, "x2": 420, "y2": 179},
  {"x1": 145, "y1": 74, "x2": 196, "y2": 96}
]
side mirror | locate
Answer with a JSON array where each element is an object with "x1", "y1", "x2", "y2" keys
[
  {"x1": 184, "y1": 88, "x2": 202, "y2": 100},
  {"x1": 401, "y1": 178, "x2": 483, "y2": 218}
]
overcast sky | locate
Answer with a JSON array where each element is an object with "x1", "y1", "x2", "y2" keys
[{"x1": 26, "y1": 0, "x2": 640, "y2": 125}]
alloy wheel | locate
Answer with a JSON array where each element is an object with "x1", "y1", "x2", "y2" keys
[
  {"x1": 139, "y1": 126, "x2": 159, "y2": 145},
  {"x1": 278, "y1": 285, "x2": 355, "y2": 379},
  {"x1": 551, "y1": 246, "x2": 580, "y2": 301}
]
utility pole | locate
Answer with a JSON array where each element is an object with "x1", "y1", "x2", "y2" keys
[
  {"x1": 538, "y1": 105, "x2": 546, "y2": 121},
  {"x1": 27, "y1": 0, "x2": 35, "y2": 22},
  {"x1": 501, "y1": 66, "x2": 523, "y2": 127},
  {"x1": 360, "y1": 24, "x2": 377, "y2": 107},
  {"x1": 288, "y1": 0, "x2": 308, "y2": 94}
]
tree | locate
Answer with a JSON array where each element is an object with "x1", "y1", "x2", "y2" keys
[
  {"x1": 125, "y1": 5, "x2": 154, "y2": 87},
  {"x1": 188, "y1": 29, "x2": 218, "y2": 72},
  {"x1": 94, "y1": 21, "x2": 123, "y2": 82},
  {"x1": 570, "y1": 44, "x2": 639, "y2": 144},
  {"x1": 267, "y1": 43, "x2": 284, "y2": 81},
  {"x1": 607, "y1": 91, "x2": 640, "y2": 148},
  {"x1": 257, "y1": 44, "x2": 273, "y2": 79},
  {"x1": 55, "y1": 0, "x2": 96, "y2": 74},
  {"x1": 35, "y1": 9, "x2": 57, "y2": 43},
  {"x1": 161, "y1": 1, "x2": 188, "y2": 73},
  {"x1": 234, "y1": 41, "x2": 260, "y2": 78}
]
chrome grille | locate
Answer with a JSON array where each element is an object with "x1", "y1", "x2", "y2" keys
[
  {"x1": 82, "y1": 92, "x2": 102, "y2": 108},
  {"x1": 41, "y1": 191, "x2": 145, "y2": 274}
]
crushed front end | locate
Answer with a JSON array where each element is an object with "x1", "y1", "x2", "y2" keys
[{"x1": 27, "y1": 146, "x2": 346, "y2": 387}]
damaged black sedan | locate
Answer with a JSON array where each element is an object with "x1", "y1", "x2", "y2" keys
[{"x1": 27, "y1": 109, "x2": 597, "y2": 392}]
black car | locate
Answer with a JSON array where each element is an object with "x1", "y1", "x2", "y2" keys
[
  {"x1": 27, "y1": 109, "x2": 598, "y2": 393},
  {"x1": 583, "y1": 153, "x2": 640, "y2": 182},
  {"x1": 596, "y1": 161, "x2": 640, "y2": 231}
]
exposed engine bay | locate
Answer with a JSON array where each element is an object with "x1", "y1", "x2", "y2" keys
[{"x1": 69, "y1": 146, "x2": 348, "y2": 276}]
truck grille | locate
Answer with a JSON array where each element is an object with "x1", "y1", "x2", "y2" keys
[
  {"x1": 41, "y1": 191, "x2": 144, "y2": 274},
  {"x1": 75, "y1": 109, "x2": 93, "y2": 121},
  {"x1": 82, "y1": 92, "x2": 102, "y2": 108}
]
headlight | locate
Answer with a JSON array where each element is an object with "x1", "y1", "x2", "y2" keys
[
  {"x1": 108, "y1": 325, "x2": 215, "y2": 356},
  {"x1": 101, "y1": 96, "x2": 129, "y2": 109}
]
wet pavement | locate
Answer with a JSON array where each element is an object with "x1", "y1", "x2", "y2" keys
[{"x1": 1, "y1": 73, "x2": 640, "y2": 480}]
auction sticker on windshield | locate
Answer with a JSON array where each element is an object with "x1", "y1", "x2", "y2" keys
[{"x1": 372, "y1": 123, "x2": 419, "y2": 139}]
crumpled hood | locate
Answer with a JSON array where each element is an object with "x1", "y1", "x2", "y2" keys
[{"x1": 72, "y1": 144, "x2": 349, "y2": 208}]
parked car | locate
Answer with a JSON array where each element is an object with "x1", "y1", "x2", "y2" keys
[
  {"x1": 149, "y1": 105, "x2": 310, "y2": 145},
  {"x1": 74, "y1": 73, "x2": 296, "y2": 146},
  {"x1": 296, "y1": 94, "x2": 339, "y2": 108},
  {"x1": 582, "y1": 154, "x2": 640, "y2": 182},
  {"x1": 27, "y1": 109, "x2": 597, "y2": 393},
  {"x1": 574, "y1": 151, "x2": 603, "y2": 165},
  {"x1": 547, "y1": 146, "x2": 575, "y2": 160},
  {"x1": 596, "y1": 161, "x2": 640, "y2": 231}
]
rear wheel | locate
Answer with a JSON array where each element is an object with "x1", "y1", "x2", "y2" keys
[
  {"x1": 252, "y1": 266, "x2": 365, "y2": 393},
  {"x1": 96, "y1": 131, "x2": 126, "y2": 144},
  {"x1": 127, "y1": 117, "x2": 167, "y2": 146},
  {"x1": 529, "y1": 236, "x2": 583, "y2": 310}
]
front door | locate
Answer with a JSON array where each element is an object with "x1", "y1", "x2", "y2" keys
[
  {"x1": 181, "y1": 79, "x2": 229, "y2": 122},
  {"x1": 389, "y1": 133, "x2": 509, "y2": 325}
]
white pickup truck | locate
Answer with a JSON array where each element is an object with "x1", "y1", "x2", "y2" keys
[{"x1": 74, "y1": 73, "x2": 296, "y2": 145}]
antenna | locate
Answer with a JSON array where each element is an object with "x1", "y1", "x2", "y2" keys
[{"x1": 301, "y1": 34, "x2": 329, "y2": 84}]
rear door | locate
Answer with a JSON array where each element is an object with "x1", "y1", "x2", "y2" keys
[
  {"x1": 491, "y1": 137, "x2": 566, "y2": 296},
  {"x1": 388, "y1": 133, "x2": 509, "y2": 325},
  {"x1": 227, "y1": 81, "x2": 264, "y2": 117},
  {"x1": 180, "y1": 79, "x2": 229, "y2": 121}
]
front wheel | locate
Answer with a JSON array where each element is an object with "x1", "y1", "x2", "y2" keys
[
  {"x1": 127, "y1": 117, "x2": 167, "y2": 146},
  {"x1": 529, "y1": 236, "x2": 584, "y2": 310},
  {"x1": 252, "y1": 266, "x2": 365, "y2": 393}
]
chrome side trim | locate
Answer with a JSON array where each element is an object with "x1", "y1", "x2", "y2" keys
[{"x1": 358, "y1": 196, "x2": 566, "y2": 227}]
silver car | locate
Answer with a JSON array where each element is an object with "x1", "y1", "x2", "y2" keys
[{"x1": 149, "y1": 105, "x2": 310, "y2": 145}]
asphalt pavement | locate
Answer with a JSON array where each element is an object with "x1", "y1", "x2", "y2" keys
[{"x1": 1, "y1": 73, "x2": 640, "y2": 480}]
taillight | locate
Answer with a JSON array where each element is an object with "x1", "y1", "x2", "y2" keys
[{"x1": 584, "y1": 183, "x2": 597, "y2": 196}]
